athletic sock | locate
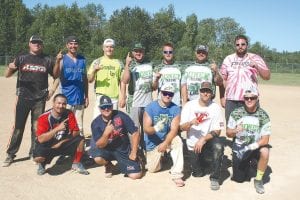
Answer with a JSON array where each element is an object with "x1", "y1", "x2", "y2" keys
[
  {"x1": 73, "y1": 151, "x2": 83, "y2": 163},
  {"x1": 255, "y1": 170, "x2": 264, "y2": 181}
]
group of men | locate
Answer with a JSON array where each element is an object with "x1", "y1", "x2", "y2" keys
[{"x1": 3, "y1": 34, "x2": 271, "y2": 194}]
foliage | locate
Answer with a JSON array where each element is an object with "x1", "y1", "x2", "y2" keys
[{"x1": 0, "y1": 1, "x2": 300, "y2": 66}]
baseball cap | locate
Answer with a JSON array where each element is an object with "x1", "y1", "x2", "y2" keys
[
  {"x1": 132, "y1": 42, "x2": 145, "y2": 50},
  {"x1": 200, "y1": 81, "x2": 213, "y2": 91},
  {"x1": 103, "y1": 38, "x2": 115, "y2": 47},
  {"x1": 161, "y1": 83, "x2": 175, "y2": 93},
  {"x1": 29, "y1": 35, "x2": 43, "y2": 43},
  {"x1": 66, "y1": 36, "x2": 79, "y2": 43},
  {"x1": 195, "y1": 44, "x2": 208, "y2": 53},
  {"x1": 244, "y1": 87, "x2": 259, "y2": 97},
  {"x1": 99, "y1": 95, "x2": 113, "y2": 107}
]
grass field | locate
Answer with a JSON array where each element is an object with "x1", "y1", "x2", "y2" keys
[{"x1": 1, "y1": 65, "x2": 300, "y2": 86}]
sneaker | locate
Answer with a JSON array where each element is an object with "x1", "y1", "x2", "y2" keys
[
  {"x1": 2, "y1": 155, "x2": 15, "y2": 167},
  {"x1": 104, "y1": 162, "x2": 113, "y2": 178},
  {"x1": 210, "y1": 178, "x2": 220, "y2": 191},
  {"x1": 72, "y1": 162, "x2": 89, "y2": 175},
  {"x1": 254, "y1": 179, "x2": 265, "y2": 194},
  {"x1": 37, "y1": 163, "x2": 46, "y2": 175}
]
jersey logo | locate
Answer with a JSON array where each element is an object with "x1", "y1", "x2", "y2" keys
[{"x1": 21, "y1": 64, "x2": 47, "y2": 72}]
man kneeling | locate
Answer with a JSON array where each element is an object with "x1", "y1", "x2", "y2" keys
[
  {"x1": 33, "y1": 94, "x2": 89, "y2": 175},
  {"x1": 89, "y1": 95, "x2": 142, "y2": 179}
]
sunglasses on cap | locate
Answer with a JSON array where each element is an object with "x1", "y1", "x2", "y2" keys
[
  {"x1": 244, "y1": 96, "x2": 258, "y2": 101},
  {"x1": 162, "y1": 91, "x2": 174, "y2": 97},
  {"x1": 200, "y1": 88, "x2": 212, "y2": 93},
  {"x1": 100, "y1": 104, "x2": 113, "y2": 110},
  {"x1": 163, "y1": 51, "x2": 173, "y2": 54}
]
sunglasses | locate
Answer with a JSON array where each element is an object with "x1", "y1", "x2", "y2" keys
[
  {"x1": 162, "y1": 91, "x2": 174, "y2": 97},
  {"x1": 244, "y1": 96, "x2": 258, "y2": 101},
  {"x1": 196, "y1": 50, "x2": 207, "y2": 54},
  {"x1": 163, "y1": 51, "x2": 173, "y2": 54},
  {"x1": 236, "y1": 43, "x2": 246, "y2": 47},
  {"x1": 200, "y1": 88, "x2": 212, "y2": 93},
  {"x1": 30, "y1": 41, "x2": 43, "y2": 45},
  {"x1": 100, "y1": 104, "x2": 113, "y2": 110}
]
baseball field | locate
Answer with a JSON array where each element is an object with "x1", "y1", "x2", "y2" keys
[{"x1": 0, "y1": 76, "x2": 299, "y2": 200}]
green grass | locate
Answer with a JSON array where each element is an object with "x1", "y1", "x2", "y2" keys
[{"x1": 259, "y1": 73, "x2": 300, "y2": 86}]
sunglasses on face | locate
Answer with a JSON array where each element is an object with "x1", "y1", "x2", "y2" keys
[
  {"x1": 236, "y1": 43, "x2": 247, "y2": 47},
  {"x1": 163, "y1": 51, "x2": 173, "y2": 54},
  {"x1": 244, "y1": 96, "x2": 258, "y2": 101},
  {"x1": 30, "y1": 41, "x2": 43, "y2": 45},
  {"x1": 196, "y1": 51, "x2": 207, "y2": 55},
  {"x1": 162, "y1": 91, "x2": 174, "y2": 97},
  {"x1": 100, "y1": 105, "x2": 113, "y2": 110},
  {"x1": 200, "y1": 88, "x2": 212, "y2": 93}
]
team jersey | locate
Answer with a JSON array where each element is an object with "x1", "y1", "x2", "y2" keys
[
  {"x1": 60, "y1": 54, "x2": 87, "y2": 105},
  {"x1": 220, "y1": 53, "x2": 268, "y2": 101},
  {"x1": 127, "y1": 60, "x2": 154, "y2": 107},
  {"x1": 14, "y1": 53, "x2": 54, "y2": 100},
  {"x1": 88, "y1": 56, "x2": 123, "y2": 99},
  {"x1": 227, "y1": 106, "x2": 271, "y2": 151},
  {"x1": 157, "y1": 62, "x2": 182, "y2": 106},
  {"x1": 90, "y1": 110, "x2": 138, "y2": 153},
  {"x1": 180, "y1": 99, "x2": 224, "y2": 151},
  {"x1": 181, "y1": 62, "x2": 216, "y2": 100},
  {"x1": 36, "y1": 109, "x2": 79, "y2": 147},
  {"x1": 144, "y1": 100, "x2": 181, "y2": 151}
]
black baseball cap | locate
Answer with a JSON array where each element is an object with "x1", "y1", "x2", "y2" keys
[
  {"x1": 29, "y1": 35, "x2": 43, "y2": 43},
  {"x1": 99, "y1": 95, "x2": 113, "y2": 107},
  {"x1": 66, "y1": 36, "x2": 79, "y2": 43}
]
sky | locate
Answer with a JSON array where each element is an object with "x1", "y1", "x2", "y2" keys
[{"x1": 22, "y1": 0, "x2": 300, "y2": 52}]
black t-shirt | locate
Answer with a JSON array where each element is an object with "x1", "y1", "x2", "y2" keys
[{"x1": 15, "y1": 53, "x2": 54, "y2": 100}]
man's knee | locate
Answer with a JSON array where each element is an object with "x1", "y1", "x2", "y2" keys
[
  {"x1": 94, "y1": 157, "x2": 107, "y2": 165},
  {"x1": 34, "y1": 157, "x2": 45, "y2": 163},
  {"x1": 259, "y1": 147, "x2": 270, "y2": 161}
]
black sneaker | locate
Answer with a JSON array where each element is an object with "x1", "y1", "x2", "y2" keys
[
  {"x1": 104, "y1": 162, "x2": 113, "y2": 178},
  {"x1": 2, "y1": 155, "x2": 15, "y2": 167},
  {"x1": 37, "y1": 163, "x2": 46, "y2": 175},
  {"x1": 210, "y1": 178, "x2": 220, "y2": 191},
  {"x1": 254, "y1": 179, "x2": 265, "y2": 194}
]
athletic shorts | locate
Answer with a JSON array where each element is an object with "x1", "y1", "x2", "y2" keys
[
  {"x1": 33, "y1": 135, "x2": 83, "y2": 164},
  {"x1": 89, "y1": 147, "x2": 141, "y2": 174}
]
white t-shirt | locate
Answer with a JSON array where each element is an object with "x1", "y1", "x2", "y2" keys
[{"x1": 180, "y1": 99, "x2": 224, "y2": 150}]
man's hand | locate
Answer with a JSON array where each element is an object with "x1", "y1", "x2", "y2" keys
[
  {"x1": 158, "y1": 141, "x2": 168, "y2": 153},
  {"x1": 210, "y1": 60, "x2": 218, "y2": 73},
  {"x1": 154, "y1": 118, "x2": 167, "y2": 132},
  {"x1": 103, "y1": 120, "x2": 114, "y2": 136},
  {"x1": 194, "y1": 137, "x2": 206, "y2": 153},
  {"x1": 8, "y1": 62, "x2": 17, "y2": 70},
  {"x1": 93, "y1": 59, "x2": 102, "y2": 72},
  {"x1": 56, "y1": 50, "x2": 63, "y2": 61},
  {"x1": 55, "y1": 118, "x2": 69, "y2": 132},
  {"x1": 125, "y1": 52, "x2": 133, "y2": 66}
]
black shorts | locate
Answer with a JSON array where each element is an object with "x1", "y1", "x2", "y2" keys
[{"x1": 33, "y1": 135, "x2": 83, "y2": 164}]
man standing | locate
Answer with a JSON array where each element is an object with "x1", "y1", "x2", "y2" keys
[
  {"x1": 181, "y1": 45, "x2": 223, "y2": 105},
  {"x1": 180, "y1": 82, "x2": 224, "y2": 190},
  {"x1": 52, "y1": 36, "x2": 89, "y2": 138},
  {"x1": 143, "y1": 83, "x2": 185, "y2": 187},
  {"x1": 88, "y1": 38, "x2": 126, "y2": 119},
  {"x1": 226, "y1": 88, "x2": 271, "y2": 194},
  {"x1": 89, "y1": 95, "x2": 142, "y2": 179},
  {"x1": 220, "y1": 35, "x2": 270, "y2": 122},
  {"x1": 155, "y1": 43, "x2": 182, "y2": 106},
  {"x1": 3, "y1": 35, "x2": 59, "y2": 167},
  {"x1": 33, "y1": 94, "x2": 89, "y2": 175},
  {"x1": 121, "y1": 42, "x2": 159, "y2": 150}
]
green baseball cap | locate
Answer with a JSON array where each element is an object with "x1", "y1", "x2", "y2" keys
[{"x1": 132, "y1": 42, "x2": 145, "y2": 50}]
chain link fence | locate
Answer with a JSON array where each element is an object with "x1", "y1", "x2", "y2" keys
[{"x1": 1, "y1": 55, "x2": 300, "y2": 75}]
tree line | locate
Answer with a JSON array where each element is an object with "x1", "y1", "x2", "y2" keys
[{"x1": 1, "y1": 0, "x2": 300, "y2": 67}]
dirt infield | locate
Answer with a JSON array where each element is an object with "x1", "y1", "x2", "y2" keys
[{"x1": 0, "y1": 77, "x2": 299, "y2": 200}]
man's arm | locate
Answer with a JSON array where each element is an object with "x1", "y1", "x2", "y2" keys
[
  {"x1": 37, "y1": 118, "x2": 68, "y2": 143},
  {"x1": 181, "y1": 84, "x2": 188, "y2": 106},
  {"x1": 83, "y1": 74, "x2": 89, "y2": 108},
  {"x1": 143, "y1": 111, "x2": 156, "y2": 135},
  {"x1": 52, "y1": 51, "x2": 63, "y2": 79},
  {"x1": 95, "y1": 120, "x2": 114, "y2": 148},
  {"x1": 5, "y1": 61, "x2": 17, "y2": 78},
  {"x1": 129, "y1": 131, "x2": 140, "y2": 161}
]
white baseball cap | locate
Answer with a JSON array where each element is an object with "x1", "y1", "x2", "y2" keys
[{"x1": 103, "y1": 38, "x2": 115, "y2": 47}]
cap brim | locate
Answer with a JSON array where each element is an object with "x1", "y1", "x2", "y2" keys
[{"x1": 99, "y1": 103, "x2": 113, "y2": 107}]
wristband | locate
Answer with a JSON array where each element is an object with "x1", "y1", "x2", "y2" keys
[{"x1": 208, "y1": 131, "x2": 218, "y2": 138}]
